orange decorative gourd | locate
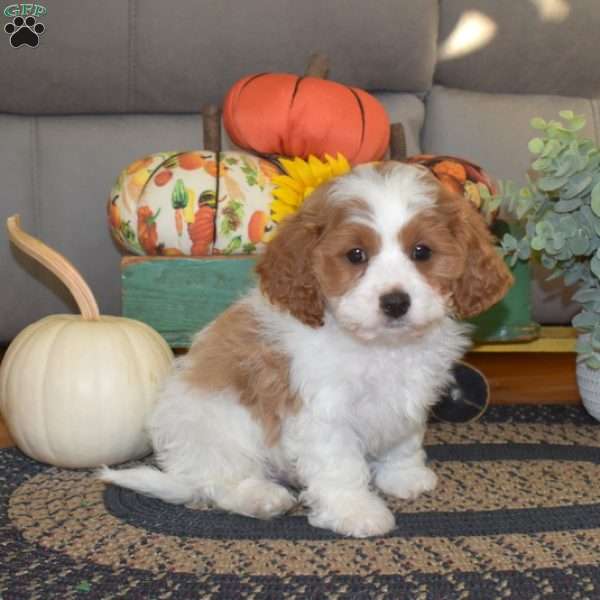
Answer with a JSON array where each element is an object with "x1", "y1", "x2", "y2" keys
[
  {"x1": 223, "y1": 73, "x2": 390, "y2": 165},
  {"x1": 406, "y1": 154, "x2": 499, "y2": 225}
]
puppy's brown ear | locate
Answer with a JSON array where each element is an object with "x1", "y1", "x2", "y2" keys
[
  {"x1": 448, "y1": 193, "x2": 514, "y2": 319},
  {"x1": 256, "y1": 190, "x2": 327, "y2": 327}
]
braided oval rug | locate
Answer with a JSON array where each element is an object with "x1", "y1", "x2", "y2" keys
[{"x1": 2, "y1": 405, "x2": 600, "y2": 600}]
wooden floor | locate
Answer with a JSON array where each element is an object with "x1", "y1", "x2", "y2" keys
[{"x1": 0, "y1": 348, "x2": 581, "y2": 450}]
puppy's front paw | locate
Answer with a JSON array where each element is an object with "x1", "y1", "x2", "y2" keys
[
  {"x1": 376, "y1": 465, "x2": 438, "y2": 500},
  {"x1": 308, "y1": 491, "x2": 395, "y2": 538}
]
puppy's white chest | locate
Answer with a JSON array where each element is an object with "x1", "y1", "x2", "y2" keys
[
  {"x1": 291, "y1": 345, "x2": 431, "y2": 454},
  {"x1": 345, "y1": 356, "x2": 431, "y2": 452}
]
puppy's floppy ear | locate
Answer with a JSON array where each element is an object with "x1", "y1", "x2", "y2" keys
[
  {"x1": 256, "y1": 188, "x2": 328, "y2": 327},
  {"x1": 447, "y1": 192, "x2": 514, "y2": 319}
]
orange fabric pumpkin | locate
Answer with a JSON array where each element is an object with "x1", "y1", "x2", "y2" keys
[{"x1": 223, "y1": 73, "x2": 390, "y2": 165}]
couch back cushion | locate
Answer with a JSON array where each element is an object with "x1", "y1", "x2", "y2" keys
[
  {"x1": 436, "y1": 0, "x2": 600, "y2": 97},
  {"x1": 422, "y1": 86, "x2": 598, "y2": 184},
  {"x1": 1, "y1": 115, "x2": 203, "y2": 341},
  {"x1": 0, "y1": 0, "x2": 437, "y2": 114}
]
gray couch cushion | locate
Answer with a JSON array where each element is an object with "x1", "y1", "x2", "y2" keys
[
  {"x1": 423, "y1": 85, "x2": 597, "y2": 325},
  {"x1": 0, "y1": 0, "x2": 437, "y2": 115},
  {"x1": 375, "y1": 93, "x2": 425, "y2": 157},
  {"x1": 436, "y1": 0, "x2": 600, "y2": 97},
  {"x1": 0, "y1": 0, "x2": 129, "y2": 114},
  {"x1": 135, "y1": 0, "x2": 438, "y2": 112},
  {"x1": 1, "y1": 116, "x2": 47, "y2": 341},
  {"x1": 422, "y1": 86, "x2": 598, "y2": 184},
  {"x1": 1, "y1": 114, "x2": 205, "y2": 342}
]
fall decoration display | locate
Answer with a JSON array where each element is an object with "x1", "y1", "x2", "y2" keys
[
  {"x1": 268, "y1": 152, "x2": 498, "y2": 228},
  {"x1": 223, "y1": 55, "x2": 390, "y2": 165},
  {"x1": 108, "y1": 55, "x2": 398, "y2": 256},
  {"x1": 0, "y1": 215, "x2": 173, "y2": 468},
  {"x1": 108, "y1": 149, "x2": 280, "y2": 256},
  {"x1": 270, "y1": 153, "x2": 351, "y2": 225}
]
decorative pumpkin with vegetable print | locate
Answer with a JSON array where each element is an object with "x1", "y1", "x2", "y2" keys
[{"x1": 108, "y1": 149, "x2": 279, "y2": 256}]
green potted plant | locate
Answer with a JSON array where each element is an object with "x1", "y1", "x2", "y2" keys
[{"x1": 498, "y1": 111, "x2": 600, "y2": 418}]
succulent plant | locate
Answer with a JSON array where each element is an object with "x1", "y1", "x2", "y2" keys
[{"x1": 498, "y1": 111, "x2": 600, "y2": 368}]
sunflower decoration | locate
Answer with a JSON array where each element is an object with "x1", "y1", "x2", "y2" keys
[{"x1": 270, "y1": 153, "x2": 351, "y2": 225}]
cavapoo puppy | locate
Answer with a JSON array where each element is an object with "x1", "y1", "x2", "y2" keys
[{"x1": 101, "y1": 161, "x2": 512, "y2": 538}]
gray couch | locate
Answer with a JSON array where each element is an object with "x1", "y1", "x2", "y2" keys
[{"x1": 2, "y1": 0, "x2": 594, "y2": 343}]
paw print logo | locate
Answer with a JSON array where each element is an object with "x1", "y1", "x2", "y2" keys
[{"x1": 4, "y1": 15, "x2": 45, "y2": 48}]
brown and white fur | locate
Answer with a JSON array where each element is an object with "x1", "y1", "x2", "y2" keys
[{"x1": 101, "y1": 162, "x2": 512, "y2": 538}]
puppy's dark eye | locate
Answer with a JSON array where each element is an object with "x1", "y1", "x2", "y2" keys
[
  {"x1": 346, "y1": 248, "x2": 368, "y2": 264},
  {"x1": 412, "y1": 244, "x2": 432, "y2": 261}
]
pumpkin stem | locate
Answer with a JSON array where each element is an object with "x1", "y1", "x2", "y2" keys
[
  {"x1": 202, "y1": 104, "x2": 222, "y2": 154},
  {"x1": 6, "y1": 214, "x2": 101, "y2": 321},
  {"x1": 389, "y1": 122, "x2": 407, "y2": 161},
  {"x1": 304, "y1": 53, "x2": 330, "y2": 79}
]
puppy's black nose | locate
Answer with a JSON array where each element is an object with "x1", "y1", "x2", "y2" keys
[{"x1": 380, "y1": 291, "x2": 411, "y2": 319}]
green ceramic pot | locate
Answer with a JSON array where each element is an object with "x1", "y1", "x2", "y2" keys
[
  {"x1": 468, "y1": 258, "x2": 540, "y2": 343},
  {"x1": 468, "y1": 220, "x2": 540, "y2": 343}
]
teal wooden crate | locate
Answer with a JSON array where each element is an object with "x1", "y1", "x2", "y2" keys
[
  {"x1": 122, "y1": 255, "x2": 538, "y2": 348},
  {"x1": 122, "y1": 257, "x2": 257, "y2": 347}
]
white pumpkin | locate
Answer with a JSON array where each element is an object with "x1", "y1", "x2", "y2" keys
[{"x1": 0, "y1": 215, "x2": 173, "y2": 468}]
